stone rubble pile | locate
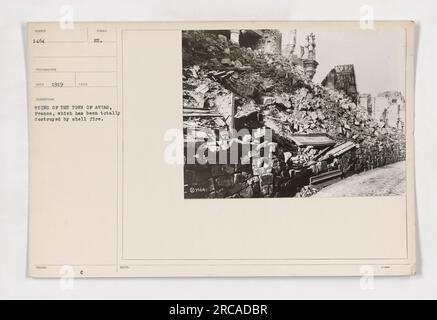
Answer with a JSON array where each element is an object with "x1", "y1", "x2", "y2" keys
[
  {"x1": 182, "y1": 31, "x2": 406, "y2": 198},
  {"x1": 297, "y1": 185, "x2": 319, "y2": 197}
]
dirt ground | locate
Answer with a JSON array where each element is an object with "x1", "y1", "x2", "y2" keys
[{"x1": 313, "y1": 161, "x2": 406, "y2": 197}]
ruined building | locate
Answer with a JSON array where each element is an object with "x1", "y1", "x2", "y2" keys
[
  {"x1": 322, "y1": 64, "x2": 359, "y2": 103},
  {"x1": 359, "y1": 93, "x2": 372, "y2": 115},
  {"x1": 358, "y1": 91, "x2": 406, "y2": 130},
  {"x1": 373, "y1": 91, "x2": 406, "y2": 130},
  {"x1": 208, "y1": 29, "x2": 319, "y2": 79}
]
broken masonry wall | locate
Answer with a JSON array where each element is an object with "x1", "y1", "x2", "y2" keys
[
  {"x1": 322, "y1": 65, "x2": 359, "y2": 103},
  {"x1": 357, "y1": 139, "x2": 405, "y2": 171},
  {"x1": 183, "y1": 133, "x2": 406, "y2": 199},
  {"x1": 183, "y1": 160, "x2": 309, "y2": 199},
  {"x1": 183, "y1": 134, "x2": 279, "y2": 199},
  {"x1": 373, "y1": 92, "x2": 406, "y2": 130},
  {"x1": 256, "y1": 30, "x2": 282, "y2": 55},
  {"x1": 184, "y1": 147, "x2": 278, "y2": 199},
  {"x1": 184, "y1": 163, "x2": 269, "y2": 199},
  {"x1": 359, "y1": 93, "x2": 373, "y2": 116},
  {"x1": 183, "y1": 138, "x2": 313, "y2": 199}
]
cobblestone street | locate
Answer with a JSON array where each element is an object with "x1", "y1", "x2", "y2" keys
[{"x1": 313, "y1": 161, "x2": 406, "y2": 197}]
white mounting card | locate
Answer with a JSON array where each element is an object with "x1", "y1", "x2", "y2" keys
[{"x1": 27, "y1": 21, "x2": 416, "y2": 277}]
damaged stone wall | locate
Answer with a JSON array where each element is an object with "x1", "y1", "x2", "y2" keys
[
  {"x1": 322, "y1": 64, "x2": 358, "y2": 103},
  {"x1": 184, "y1": 158, "x2": 311, "y2": 199},
  {"x1": 182, "y1": 30, "x2": 406, "y2": 198},
  {"x1": 183, "y1": 137, "x2": 405, "y2": 199},
  {"x1": 256, "y1": 30, "x2": 282, "y2": 55},
  {"x1": 183, "y1": 129, "x2": 279, "y2": 198},
  {"x1": 184, "y1": 163, "x2": 269, "y2": 199}
]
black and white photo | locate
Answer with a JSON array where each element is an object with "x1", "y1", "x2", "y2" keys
[{"x1": 182, "y1": 28, "x2": 407, "y2": 199}]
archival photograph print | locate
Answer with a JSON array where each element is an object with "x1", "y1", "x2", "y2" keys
[{"x1": 182, "y1": 28, "x2": 407, "y2": 199}]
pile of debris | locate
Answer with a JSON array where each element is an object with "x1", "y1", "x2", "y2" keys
[
  {"x1": 297, "y1": 185, "x2": 319, "y2": 197},
  {"x1": 182, "y1": 30, "x2": 406, "y2": 198}
]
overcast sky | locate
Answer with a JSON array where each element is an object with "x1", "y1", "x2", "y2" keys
[{"x1": 281, "y1": 27, "x2": 406, "y2": 97}]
